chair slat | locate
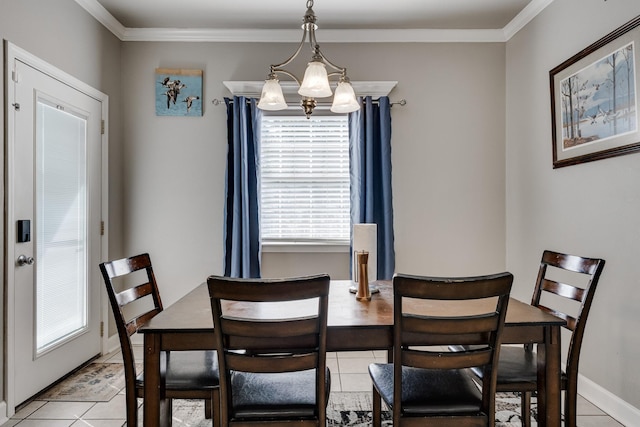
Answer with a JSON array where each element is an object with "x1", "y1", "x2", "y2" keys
[
  {"x1": 538, "y1": 304, "x2": 577, "y2": 331},
  {"x1": 403, "y1": 314, "x2": 499, "y2": 336},
  {"x1": 226, "y1": 352, "x2": 318, "y2": 373},
  {"x1": 115, "y1": 282, "x2": 154, "y2": 306},
  {"x1": 541, "y1": 278, "x2": 585, "y2": 302},
  {"x1": 403, "y1": 348, "x2": 493, "y2": 370},
  {"x1": 221, "y1": 317, "x2": 319, "y2": 338}
]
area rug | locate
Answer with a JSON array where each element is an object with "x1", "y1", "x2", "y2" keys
[
  {"x1": 171, "y1": 392, "x2": 538, "y2": 426},
  {"x1": 37, "y1": 361, "x2": 538, "y2": 425},
  {"x1": 326, "y1": 391, "x2": 537, "y2": 426},
  {"x1": 38, "y1": 362, "x2": 130, "y2": 402}
]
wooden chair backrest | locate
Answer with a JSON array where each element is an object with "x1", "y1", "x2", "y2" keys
[
  {"x1": 531, "y1": 250, "x2": 605, "y2": 380},
  {"x1": 99, "y1": 253, "x2": 163, "y2": 395},
  {"x1": 392, "y1": 272, "x2": 513, "y2": 423},
  {"x1": 207, "y1": 274, "x2": 330, "y2": 425}
]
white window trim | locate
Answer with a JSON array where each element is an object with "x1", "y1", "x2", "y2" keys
[{"x1": 261, "y1": 241, "x2": 350, "y2": 253}]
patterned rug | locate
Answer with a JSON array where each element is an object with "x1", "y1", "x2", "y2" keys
[
  {"x1": 170, "y1": 392, "x2": 538, "y2": 426},
  {"x1": 327, "y1": 391, "x2": 537, "y2": 426},
  {"x1": 38, "y1": 362, "x2": 129, "y2": 402},
  {"x1": 36, "y1": 362, "x2": 538, "y2": 425}
]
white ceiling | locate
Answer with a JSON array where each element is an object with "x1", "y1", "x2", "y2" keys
[{"x1": 75, "y1": 0, "x2": 555, "y2": 42}]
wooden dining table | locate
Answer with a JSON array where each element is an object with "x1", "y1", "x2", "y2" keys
[{"x1": 139, "y1": 279, "x2": 565, "y2": 427}]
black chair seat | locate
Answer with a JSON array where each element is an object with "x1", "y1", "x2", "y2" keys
[
  {"x1": 369, "y1": 363, "x2": 484, "y2": 416},
  {"x1": 231, "y1": 368, "x2": 331, "y2": 420},
  {"x1": 135, "y1": 350, "x2": 219, "y2": 391},
  {"x1": 470, "y1": 346, "x2": 567, "y2": 386}
]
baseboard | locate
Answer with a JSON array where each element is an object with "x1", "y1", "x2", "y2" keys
[
  {"x1": 579, "y1": 373, "x2": 640, "y2": 426},
  {"x1": 106, "y1": 334, "x2": 121, "y2": 354},
  {"x1": 0, "y1": 400, "x2": 9, "y2": 424},
  {"x1": 105, "y1": 333, "x2": 143, "y2": 355}
]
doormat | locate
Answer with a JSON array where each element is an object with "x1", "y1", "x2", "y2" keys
[
  {"x1": 37, "y1": 362, "x2": 130, "y2": 402},
  {"x1": 326, "y1": 391, "x2": 537, "y2": 426}
]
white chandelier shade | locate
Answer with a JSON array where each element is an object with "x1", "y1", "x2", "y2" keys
[
  {"x1": 298, "y1": 61, "x2": 333, "y2": 98},
  {"x1": 330, "y1": 81, "x2": 360, "y2": 113},
  {"x1": 257, "y1": 78, "x2": 288, "y2": 111}
]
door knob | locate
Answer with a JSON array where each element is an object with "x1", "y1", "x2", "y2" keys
[{"x1": 17, "y1": 255, "x2": 35, "y2": 266}]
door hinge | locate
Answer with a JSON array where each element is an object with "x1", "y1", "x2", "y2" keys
[
  {"x1": 12, "y1": 70, "x2": 20, "y2": 82},
  {"x1": 100, "y1": 321, "x2": 104, "y2": 337},
  {"x1": 101, "y1": 120, "x2": 105, "y2": 135},
  {"x1": 100, "y1": 221, "x2": 105, "y2": 236}
]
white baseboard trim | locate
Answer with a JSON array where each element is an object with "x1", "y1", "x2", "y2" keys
[
  {"x1": 579, "y1": 374, "x2": 640, "y2": 426},
  {"x1": 105, "y1": 333, "x2": 143, "y2": 356},
  {"x1": 0, "y1": 400, "x2": 9, "y2": 423},
  {"x1": 106, "y1": 334, "x2": 121, "y2": 355}
]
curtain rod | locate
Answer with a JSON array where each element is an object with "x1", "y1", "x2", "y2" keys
[{"x1": 212, "y1": 98, "x2": 407, "y2": 107}]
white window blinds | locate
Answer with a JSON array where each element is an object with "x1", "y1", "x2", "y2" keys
[{"x1": 260, "y1": 115, "x2": 350, "y2": 244}]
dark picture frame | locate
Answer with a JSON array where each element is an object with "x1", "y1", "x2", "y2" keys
[{"x1": 550, "y1": 15, "x2": 640, "y2": 168}]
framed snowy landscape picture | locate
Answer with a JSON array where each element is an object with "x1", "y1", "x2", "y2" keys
[
  {"x1": 551, "y1": 15, "x2": 640, "y2": 168},
  {"x1": 155, "y1": 68, "x2": 203, "y2": 116}
]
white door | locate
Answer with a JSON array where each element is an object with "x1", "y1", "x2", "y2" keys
[{"x1": 7, "y1": 53, "x2": 104, "y2": 405}]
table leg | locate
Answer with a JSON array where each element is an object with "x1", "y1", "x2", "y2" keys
[
  {"x1": 143, "y1": 333, "x2": 171, "y2": 426},
  {"x1": 538, "y1": 325, "x2": 562, "y2": 427}
]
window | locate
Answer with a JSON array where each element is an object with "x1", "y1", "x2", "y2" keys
[{"x1": 260, "y1": 115, "x2": 350, "y2": 245}]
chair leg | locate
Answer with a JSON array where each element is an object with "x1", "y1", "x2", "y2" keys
[
  {"x1": 564, "y1": 390, "x2": 577, "y2": 427},
  {"x1": 164, "y1": 398, "x2": 174, "y2": 423},
  {"x1": 205, "y1": 398, "x2": 212, "y2": 419},
  {"x1": 372, "y1": 386, "x2": 382, "y2": 427},
  {"x1": 520, "y1": 392, "x2": 531, "y2": 427},
  {"x1": 212, "y1": 389, "x2": 221, "y2": 427},
  {"x1": 127, "y1": 394, "x2": 139, "y2": 427}
]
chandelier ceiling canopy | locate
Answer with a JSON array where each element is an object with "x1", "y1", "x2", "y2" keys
[{"x1": 257, "y1": 0, "x2": 360, "y2": 118}]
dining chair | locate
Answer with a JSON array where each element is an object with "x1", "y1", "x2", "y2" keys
[
  {"x1": 368, "y1": 272, "x2": 513, "y2": 427},
  {"x1": 206, "y1": 274, "x2": 331, "y2": 427},
  {"x1": 99, "y1": 253, "x2": 220, "y2": 427},
  {"x1": 452, "y1": 250, "x2": 605, "y2": 427}
]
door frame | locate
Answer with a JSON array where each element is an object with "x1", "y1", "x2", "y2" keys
[{"x1": 3, "y1": 41, "x2": 109, "y2": 417}]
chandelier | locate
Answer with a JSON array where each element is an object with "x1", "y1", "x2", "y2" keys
[{"x1": 257, "y1": 0, "x2": 360, "y2": 118}]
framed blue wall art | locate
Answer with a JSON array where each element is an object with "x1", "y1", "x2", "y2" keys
[{"x1": 155, "y1": 68, "x2": 203, "y2": 116}]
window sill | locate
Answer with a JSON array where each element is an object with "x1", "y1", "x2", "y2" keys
[{"x1": 261, "y1": 241, "x2": 350, "y2": 253}]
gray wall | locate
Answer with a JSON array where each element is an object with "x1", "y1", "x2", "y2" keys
[
  {"x1": 120, "y1": 41, "x2": 507, "y2": 306},
  {"x1": 505, "y1": 0, "x2": 640, "y2": 411},
  {"x1": 6, "y1": 0, "x2": 640, "y2": 418},
  {"x1": 1, "y1": 0, "x2": 124, "y2": 406}
]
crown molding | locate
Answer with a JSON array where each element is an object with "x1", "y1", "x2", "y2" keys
[
  {"x1": 74, "y1": 0, "x2": 127, "y2": 40},
  {"x1": 223, "y1": 81, "x2": 398, "y2": 98},
  {"x1": 75, "y1": 0, "x2": 555, "y2": 43},
  {"x1": 122, "y1": 28, "x2": 508, "y2": 43},
  {"x1": 503, "y1": 0, "x2": 555, "y2": 40}
]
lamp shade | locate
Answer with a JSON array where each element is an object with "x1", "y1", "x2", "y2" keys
[
  {"x1": 298, "y1": 61, "x2": 332, "y2": 98},
  {"x1": 330, "y1": 81, "x2": 360, "y2": 113},
  {"x1": 258, "y1": 79, "x2": 288, "y2": 111}
]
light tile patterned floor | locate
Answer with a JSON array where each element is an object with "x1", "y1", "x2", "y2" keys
[{"x1": 2, "y1": 347, "x2": 623, "y2": 426}]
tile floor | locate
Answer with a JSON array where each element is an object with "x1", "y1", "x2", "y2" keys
[{"x1": 3, "y1": 347, "x2": 624, "y2": 426}]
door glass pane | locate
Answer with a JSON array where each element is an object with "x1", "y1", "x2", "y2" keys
[{"x1": 35, "y1": 99, "x2": 88, "y2": 355}]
